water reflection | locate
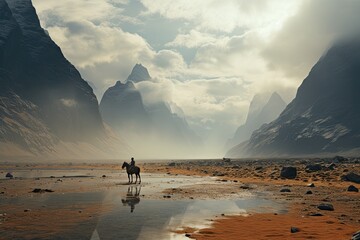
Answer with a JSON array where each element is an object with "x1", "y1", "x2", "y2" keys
[{"x1": 122, "y1": 186, "x2": 141, "y2": 213}]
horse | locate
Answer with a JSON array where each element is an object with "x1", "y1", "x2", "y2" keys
[{"x1": 122, "y1": 161, "x2": 141, "y2": 184}]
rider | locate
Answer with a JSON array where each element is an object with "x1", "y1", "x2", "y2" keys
[{"x1": 130, "y1": 157, "x2": 135, "y2": 170}]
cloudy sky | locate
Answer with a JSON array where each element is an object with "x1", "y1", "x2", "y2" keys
[{"x1": 32, "y1": 0, "x2": 360, "y2": 151}]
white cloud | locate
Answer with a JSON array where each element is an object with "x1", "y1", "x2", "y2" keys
[
  {"x1": 141, "y1": 0, "x2": 301, "y2": 33},
  {"x1": 166, "y1": 30, "x2": 219, "y2": 48}
]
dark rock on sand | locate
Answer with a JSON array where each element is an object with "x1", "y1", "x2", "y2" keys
[
  {"x1": 348, "y1": 185, "x2": 359, "y2": 192},
  {"x1": 280, "y1": 188, "x2": 291, "y2": 193},
  {"x1": 305, "y1": 164, "x2": 322, "y2": 172},
  {"x1": 307, "y1": 183, "x2": 315, "y2": 187},
  {"x1": 280, "y1": 167, "x2": 297, "y2": 179},
  {"x1": 317, "y1": 203, "x2": 334, "y2": 211},
  {"x1": 352, "y1": 230, "x2": 360, "y2": 240},
  {"x1": 5, "y1": 173, "x2": 13, "y2": 178},
  {"x1": 342, "y1": 172, "x2": 360, "y2": 184},
  {"x1": 168, "y1": 162, "x2": 176, "y2": 167},
  {"x1": 306, "y1": 190, "x2": 313, "y2": 195},
  {"x1": 309, "y1": 213, "x2": 324, "y2": 216},
  {"x1": 291, "y1": 227, "x2": 300, "y2": 233},
  {"x1": 32, "y1": 188, "x2": 54, "y2": 193}
]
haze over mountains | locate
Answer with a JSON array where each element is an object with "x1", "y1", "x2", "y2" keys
[
  {"x1": 227, "y1": 36, "x2": 360, "y2": 158},
  {"x1": 0, "y1": 0, "x2": 128, "y2": 160},
  {"x1": 100, "y1": 64, "x2": 201, "y2": 159},
  {"x1": 226, "y1": 92, "x2": 286, "y2": 150}
]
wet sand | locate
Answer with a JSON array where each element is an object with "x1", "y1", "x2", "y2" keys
[
  {"x1": 143, "y1": 158, "x2": 360, "y2": 239},
  {"x1": 1, "y1": 159, "x2": 359, "y2": 239}
]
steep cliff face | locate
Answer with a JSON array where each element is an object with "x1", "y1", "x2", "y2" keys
[
  {"x1": 3, "y1": 0, "x2": 104, "y2": 141},
  {"x1": 226, "y1": 92, "x2": 286, "y2": 150},
  {"x1": 0, "y1": 0, "x2": 128, "y2": 159},
  {"x1": 227, "y1": 37, "x2": 360, "y2": 157},
  {"x1": 100, "y1": 81, "x2": 152, "y2": 135}
]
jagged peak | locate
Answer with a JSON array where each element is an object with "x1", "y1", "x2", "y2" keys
[{"x1": 126, "y1": 63, "x2": 151, "y2": 83}]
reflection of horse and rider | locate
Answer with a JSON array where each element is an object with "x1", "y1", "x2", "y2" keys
[
  {"x1": 121, "y1": 186, "x2": 141, "y2": 213},
  {"x1": 122, "y1": 157, "x2": 141, "y2": 184}
]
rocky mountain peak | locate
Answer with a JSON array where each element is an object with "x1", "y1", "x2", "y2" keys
[{"x1": 126, "y1": 63, "x2": 151, "y2": 83}]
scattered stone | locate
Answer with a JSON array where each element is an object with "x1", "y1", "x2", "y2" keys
[
  {"x1": 168, "y1": 162, "x2": 176, "y2": 167},
  {"x1": 240, "y1": 184, "x2": 252, "y2": 190},
  {"x1": 317, "y1": 203, "x2": 334, "y2": 211},
  {"x1": 163, "y1": 195, "x2": 171, "y2": 198},
  {"x1": 213, "y1": 172, "x2": 225, "y2": 177},
  {"x1": 102, "y1": 175, "x2": 106, "y2": 178},
  {"x1": 291, "y1": 227, "x2": 300, "y2": 233},
  {"x1": 5, "y1": 173, "x2": 13, "y2": 178},
  {"x1": 185, "y1": 233, "x2": 191, "y2": 238},
  {"x1": 280, "y1": 188, "x2": 291, "y2": 193},
  {"x1": 341, "y1": 172, "x2": 360, "y2": 184},
  {"x1": 347, "y1": 185, "x2": 359, "y2": 192},
  {"x1": 305, "y1": 190, "x2": 313, "y2": 195},
  {"x1": 307, "y1": 183, "x2": 315, "y2": 187},
  {"x1": 255, "y1": 166, "x2": 263, "y2": 171},
  {"x1": 352, "y1": 230, "x2": 360, "y2": 240},
  {"x1": 333, "y1": 156, "x2": 347, "y2": 163},
  {"x1": 309, "y1": 213, "x2": 324, "y2": 217},
  {"x1": 280, "y1": 167, "x2": 297, "y2": 179},
  {"x1": 32, "y1": 188, "x2": 54, "y2": 193},
  {"x1": 24, "y1": 209, "x2": 31, "y2": 212},
  {"x1": 305, "y1": 164, "x2": 322, "y2": 172}
]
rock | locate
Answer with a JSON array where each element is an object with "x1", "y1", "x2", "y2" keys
[
  {"x1": 255, "y1": 166, "x2": 263, "y2": 171},
  {"x1": 305, "y1": 190, "x2": 313, "y2": 195},
  {"x1": 307, "y1": 183, "x2": 315, "y2": 187},
  {"x1": 280, "y1": 167, "x2": 297, "y2": 179},
  {"x1": 327, "y1": 163, "x2": 336, "y2": 170},
  {"x1": 280, "y1": 188, "x2": 291, "y2": 193},
  {"x1": 32, "y1": 188, "x2": 54, "y2": 193},
  {"x1": 348, "y1": 185, "x2": 359, "y2": 192},
  {"x1": 342, "y1": 172, "x2": 360, "y2": 184},
  {"x1": 352, "y1": 230, "x2": 360, "y2": 240},
  {"x1": 291, "y1": 227, "x2": 300, "y2": 233},
  {"x1": 102, "y1": 175, "x2": 106, "y2": 178},
  {"x1": 309, "y1": 213, "x2": 324, "y2": 216},
  {"x1": 305, "y1": 164, "x2": 322, "y2": 172},
  {"x1": 333, "y1": 156, "x2": 347, "y2": 163},
  {"x1": 240, "y1": 184, "x2": 252, "y2": 190},
  {"x1": 185, "y1": 233, "x2": 191, "y2": 238},
  {"x1": 168, "y1": 162, "x2": 176, "y2": 167},
  {"x1": 24, "y1": 209, "x2": 31, "y2": 212},
  {"x1": 317, "y1": 203, "x2": 334, "y2": 211},
  {"x1": 5, "y1": 173, "x2": 13, "y2": 178}
]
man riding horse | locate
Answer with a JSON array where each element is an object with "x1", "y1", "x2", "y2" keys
[{"x1": 122, "y1": 157, "x2": 141, "y2": 184}]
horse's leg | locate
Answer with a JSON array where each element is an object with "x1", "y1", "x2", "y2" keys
[
  {"x1": 138, "y1": 173, "x2": 141, "y2": 184},
  {"x1": 135, "y1": 174, "x2": 138, "y2": 184},
  {"x1": 130, "y1": 174, "x2": 133, "y2": 183},
  {"x1": 128, "y1": 174, "x2": 130, "y2": 183}
]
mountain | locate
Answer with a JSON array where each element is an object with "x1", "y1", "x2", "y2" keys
[
  {"x1": 226, "y1": 92, "x2": 286, "y2": 150},
  {"x1": 126, "y1": 63, "x2": 151, "y2": 83},
  {"x1": 227, "y1": 36, "x2": 360, "y2": 157},
  {"x1": 0, "y1": 0, "x2": 128, "y2": 160},
  {"x1": 100, "y1": 81, "x2": 152, "y2": 136},
  {"x1": 100, "y1": 64, "x2": 201, "y2": 158}
]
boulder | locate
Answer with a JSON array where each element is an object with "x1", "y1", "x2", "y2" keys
[
  {"x1": 341, "y1": 172, "x2": 360, "y2": 184},
  {"x1": 317, "y1": 203, "x2": 334, "y2": 211},
  {"x1": 280, "y1": 167, "x2": 297, "y2": 179},
  {"x1": 305, "y1": 164, "x2": 322, "y2": 172},
  {"x1": 305, "y1": 190, "x2": 313, "y2": 195}
]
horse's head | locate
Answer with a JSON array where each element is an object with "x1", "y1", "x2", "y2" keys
[{"x1": 122, "y1": 161, "x2": 127, "y2": 169}]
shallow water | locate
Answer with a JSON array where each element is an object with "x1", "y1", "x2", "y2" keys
[{"x1": 1, "y1": 172, "x2": 285, "y2": 240}]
